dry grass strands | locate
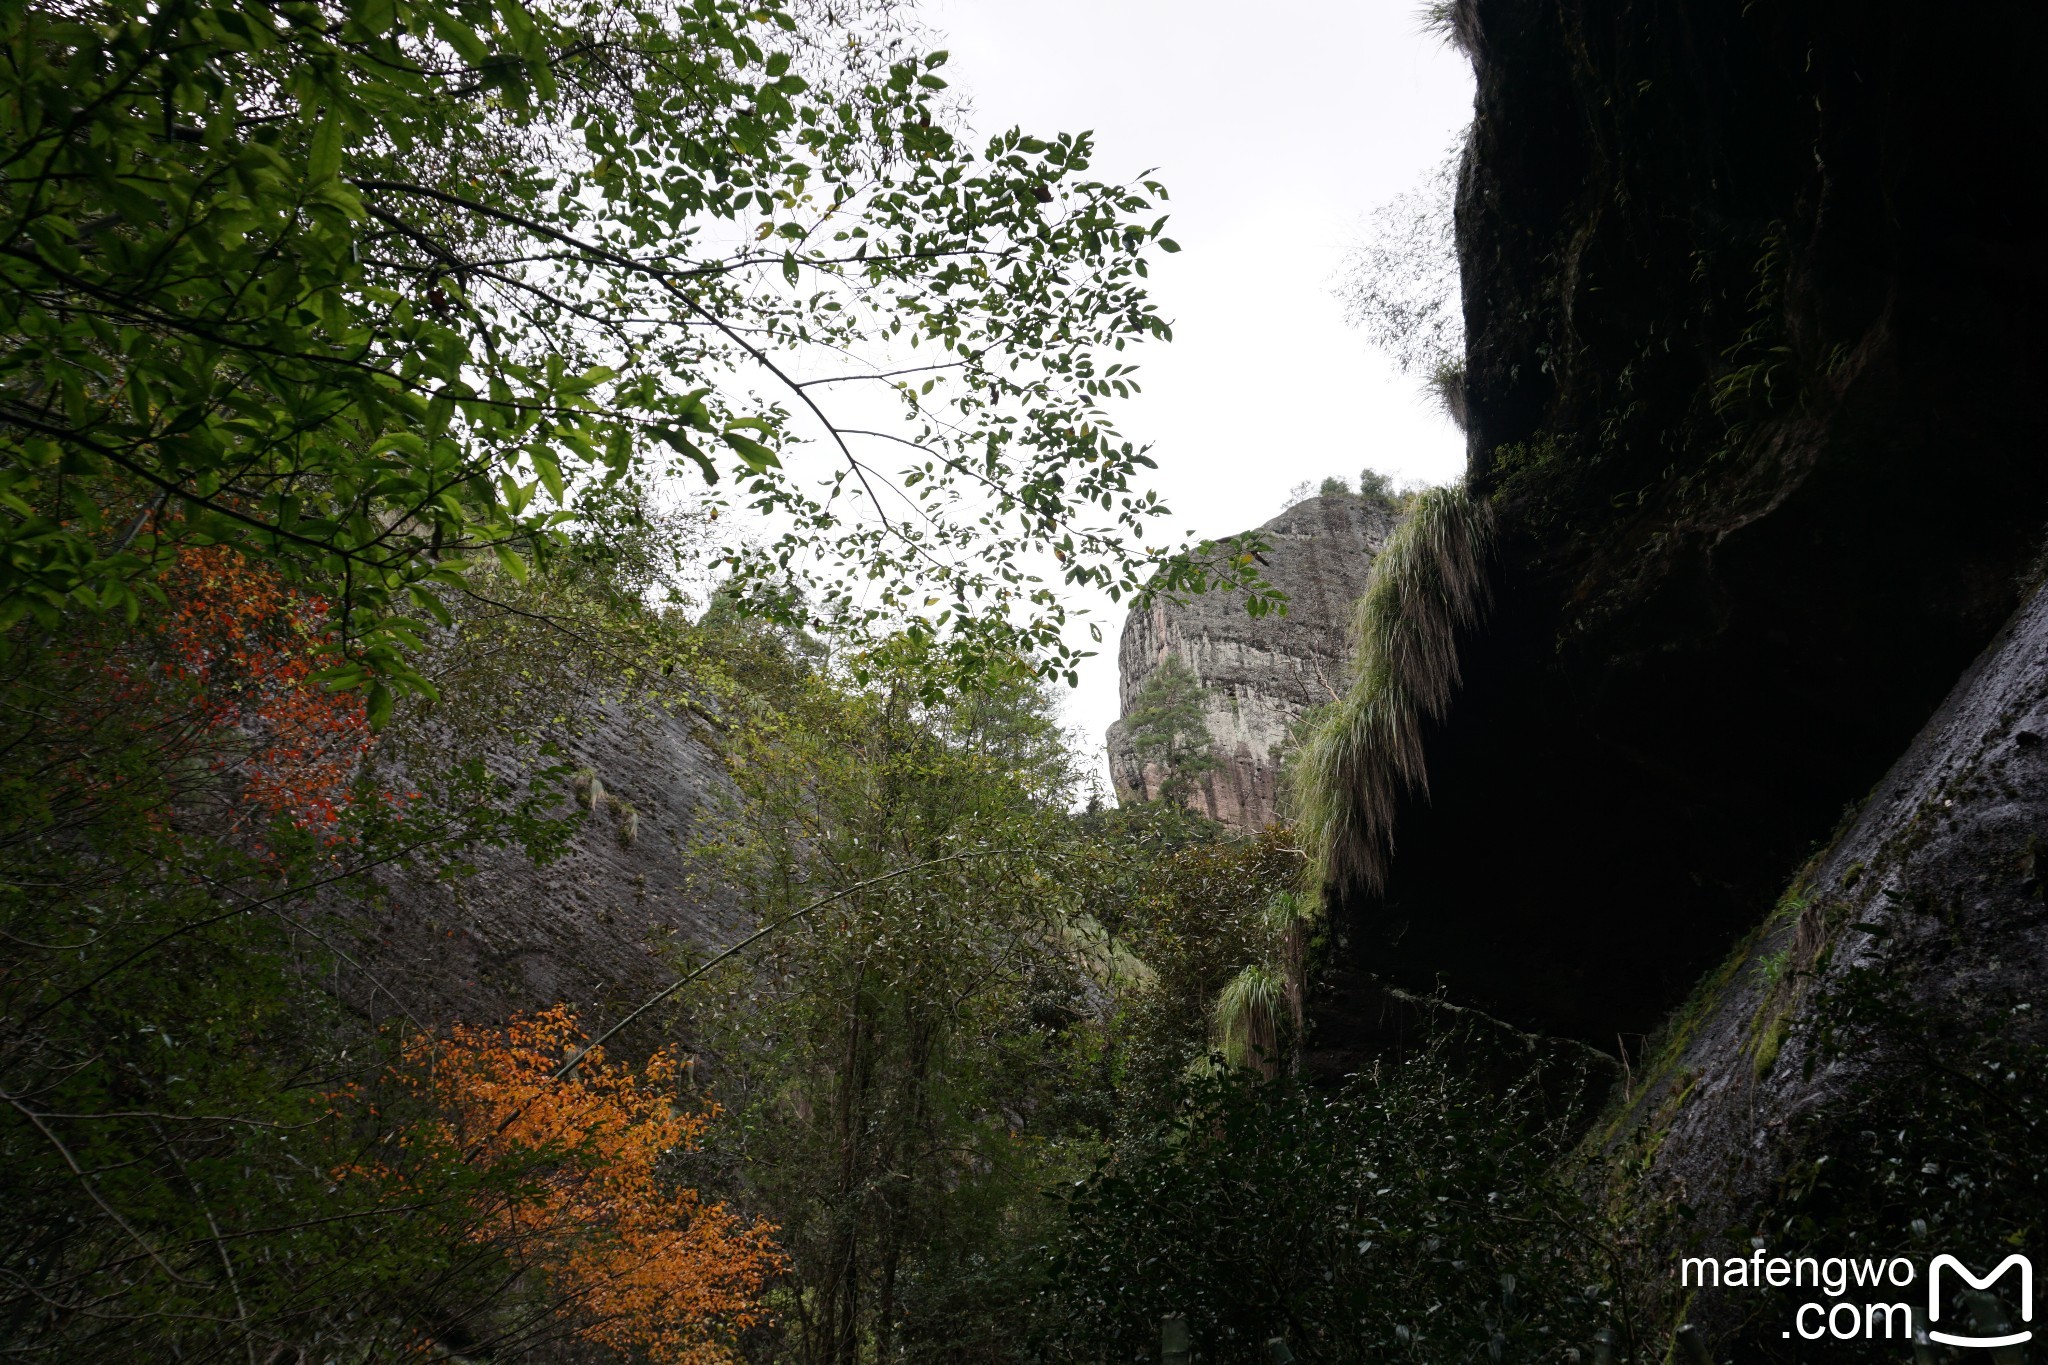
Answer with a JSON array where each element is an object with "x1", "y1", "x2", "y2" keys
[{"x1": 1293, "y1": 485, "x2": 1493, "y2": 896}]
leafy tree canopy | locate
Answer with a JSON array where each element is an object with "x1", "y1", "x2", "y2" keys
[
  {"x1": 0, "y1": 0, "x2": 1208, "y2": 713},
  {"x1": 1125, "y1": 651, "x2": 1214, "y2": 802}
]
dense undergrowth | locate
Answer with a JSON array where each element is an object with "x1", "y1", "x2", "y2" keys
[
  {"x1": 1036, "y1": 1053, "x2": 1618, "y2": 1365},
  {"x1": 8, "y1": 0, "x2": 2038, "y2": 1358}
]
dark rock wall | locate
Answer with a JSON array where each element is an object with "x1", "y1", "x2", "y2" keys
[
  {"x1": 1321, "y1": 0, "x2": 2048, "y2": 1044},
  {"x1": 1106, "y1": 493, "x2": 1394, "y2": 830},
  {"x1": 1627, "y1": 577, "x2": 2048, "y2": 1340},
  {"x1": 351, "y1": 693, "x2": 745, "y2": 1043}
]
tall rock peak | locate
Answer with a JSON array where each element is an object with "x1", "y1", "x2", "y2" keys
[{"x1": 1106, "y1": 492, "x2": 1394, "y2": 829}]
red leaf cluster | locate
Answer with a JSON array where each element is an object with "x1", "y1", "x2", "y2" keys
[{"x1": 66, "y1": 544, "x2": 378, "y2": 838}]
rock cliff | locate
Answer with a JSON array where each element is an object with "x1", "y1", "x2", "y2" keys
[
  {"x1": 1307, "y1": 0, "x2": 2048, "y2": 1046},
  {"x1": 359, "y1": 692, "x2": 746, "y2": 1039},
  {"x1": 1621, "y1": 576, "x2": 2048, "y2": 1345},
  {"x1": 1286, "y1": 3, "x2": 2048, "y2": 1348},
  {"x1": 1105, "y1": 493, "x2": 1394, "y2": 830}
]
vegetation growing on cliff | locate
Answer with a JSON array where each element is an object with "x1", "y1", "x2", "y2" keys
[
  {"x1": 1338, "y1": 140, "x2": 1465, "y2": 423},
  {"x1": 0, "y1": 539, "x2": 667, "y2": 1354},
  {"x1": 1292, "y1": 484, "x2": 1493, "y2": 895},
  {"x1": 1124, "y1": 651, "x2": 1217, "y2": 803}
]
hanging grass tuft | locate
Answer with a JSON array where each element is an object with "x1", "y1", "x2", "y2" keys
[
  {"x1": 1292, "y1": 485, "x2": 1493, "y2": 898},
  {"x1": 1215, "y1": 965, "x2": 1288, "y2": 1077}
]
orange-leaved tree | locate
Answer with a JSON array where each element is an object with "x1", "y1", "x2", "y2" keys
[
  {"x1": 58, "y1": 540, "x2": 379, "y2": 844},
  {"x1": 148, "y1": 543, "x2": 376, "y2": 832},
  {"x1": 378, "y1": 1007, "x2": 785, "y2": 1363}
]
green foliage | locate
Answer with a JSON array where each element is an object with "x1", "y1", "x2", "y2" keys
[
  {"x1": 1709, "y1": 225, "x2": 1800, "y2": 437},
  {"x1": 0, "y1": 607, "x2": 582, "y2": 1354},
  {"x1": 1086, "y1": 822, "x2": 1303, "y2": 1119},
  {"x1": 1319, "y1": 476, "x2": 1352, "y2": 497},
  {"x1": 0, "y1": 0, "x2": 1216, "y2": 697},
  {"x1": 1740, "y1": 973, "x2": 2048, "y2": 1362},
  {"x1": 1356, "y1": 466, "x2": 1430, "y2": 509},
  {"x1": 1035, "y1": 1054, "x2": 1616, "y2": 1364},
  {"x1": 0, "y1": 488, "x2": 816, "y2": 1354},
  {"x1": 1212, "y1": 964, "x2": 1286, "y2": 1075},
  {"x1": 1337, "y1": 139, "x2": 1463, "y2": 398},
  {"x1": 0, "y1": 2, "x2": 1302, "y2": 1330},
  {"x1": 682, "y1": 645, "x2": 1106, "y2": 1363},
  {"x1": 1126, "y1": 651, "x2": 1217, "y2": 803},
  {"x1": 1293, "y1": 485, "x2": 1493, "y2": 895},
  {"x1": 668, "y1": 638, "x2": 1313, "y2": 1362}
]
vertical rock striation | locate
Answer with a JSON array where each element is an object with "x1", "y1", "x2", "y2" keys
[{"x1": 1106, "y1": 493, "x2": 1394, "y2": 830}]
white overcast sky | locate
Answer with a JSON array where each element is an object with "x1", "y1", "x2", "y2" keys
[{"x1": 928, "y1": 0, "x2": 1478, "y2": 790}]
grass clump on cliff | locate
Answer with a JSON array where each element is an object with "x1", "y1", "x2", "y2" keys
[
  {"x1": 1213, "y1": 964, "x2": 1287, "y2": 1076},
  {"x1": 1292, "y1": 485, "x2": 1494, "y2": 894}
]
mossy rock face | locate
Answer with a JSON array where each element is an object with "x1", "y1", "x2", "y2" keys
[
  {"x1": 1602, "y1": 571, "x2": 2048, "y2": 1357},
  {"x1": 1313, "y1": 0, "x2": 2048, "y2": 1046}
]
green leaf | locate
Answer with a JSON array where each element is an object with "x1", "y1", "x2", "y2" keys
[
  {"x1": 307, "y1": 116, "x2": 343, "y2": 184},
  {"x1": 723, "y1": 432, "x2": 781, "y2": 472},
  {"x1": 426, "y1": 7, "x2": 492, "y2": 65},
  {"x1": 654, "y1": 426, "x2": 718, "y2": 483},
  {"x1": 365, "y1": 679, "x2": 394, "y2": 729},
  {"x1": 530, "y1": 449, "x2": 565, "y2": 500}
]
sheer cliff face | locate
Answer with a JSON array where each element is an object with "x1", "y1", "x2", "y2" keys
[
  {"x1": 1631, "y1": 578, "x2": 2048, "y2": 1337},
  {"x1": 352, "y1": 687, "x2": 745, "y2": 1039},
  {"x1": 1106, "y1": 493, "x2": 1394, "y2": 830},
  {"x1": 1312, "y1": 0, "x2": 2048, "y2": 1043}
]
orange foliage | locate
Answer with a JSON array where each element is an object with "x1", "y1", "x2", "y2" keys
[
  {"x1": 150, "y1": 545, "x2": 373, "y2": 830},
  {"x1": 389, "y1": 1008, "x2": 784, "y2": 1363},
  {"x1": 62, "y1": 543, "x2": 378, "y2": 836}
]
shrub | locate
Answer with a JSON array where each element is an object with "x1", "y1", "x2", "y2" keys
[
  {"x1": 1035, "y1": 1049, "x2": 1615, "y2": 1363},
  {"x1": 360, "y1": 1008, "x2": 786, "y2": 1363}
]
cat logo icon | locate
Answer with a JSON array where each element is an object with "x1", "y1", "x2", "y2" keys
[{"x1": 1928, "y1": 1254, "x2": 2033, "y2": 1348}]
